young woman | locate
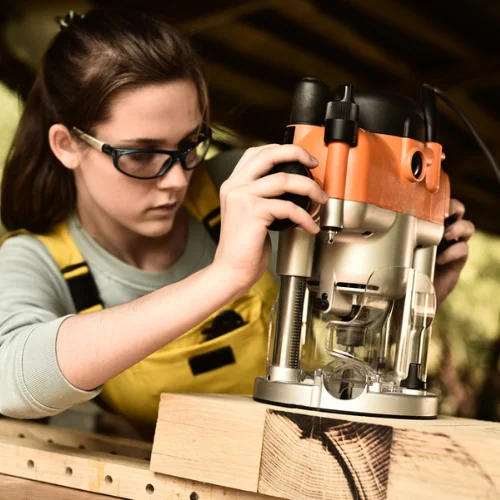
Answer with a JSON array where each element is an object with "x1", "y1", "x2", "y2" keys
[{"x1": 0, "y1": 9, "x2": 474, "y2": 436}]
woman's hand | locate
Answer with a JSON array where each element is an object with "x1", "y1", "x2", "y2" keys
[
  {"x1": 434, "y1": 198, "x2": 475, "y2": 307},
  {"x1": 214, "y1": 144, "x2": 327, "y2": 295}
]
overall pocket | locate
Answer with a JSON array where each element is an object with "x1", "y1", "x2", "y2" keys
[{"x1": 100, "y1": 291, "x2": 268, "y2": 423}]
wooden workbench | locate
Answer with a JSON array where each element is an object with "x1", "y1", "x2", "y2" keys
[
  {"x1": 3, "y1": 394, "x2": 500, "y2": 500},
  {"x1": 0, "y1": 474, "x2": 109, "y2": 499},
  {"x1": 0, "y1": 417, "x2": 271, "y2": 499}
]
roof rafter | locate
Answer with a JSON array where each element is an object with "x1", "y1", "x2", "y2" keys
[
  {"x1": 277, "y1": 0, "x2": 415, "y2": 80},
  {"x1": 347, "y1": 0, "x2": 482, "y2": 63},
  {"x1": 201, "y1": 22, "x2": 362, "y2": 89}
]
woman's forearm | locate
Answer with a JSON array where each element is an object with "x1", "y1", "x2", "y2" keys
[{"x1": 56, "y1": 263, "x2": 239, "y2": 390}]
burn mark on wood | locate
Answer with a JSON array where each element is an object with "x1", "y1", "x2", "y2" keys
[
  {"x1": 269, "y1": 410, "x2": 497, "y2": 499},
  {"x1": 271, "y1": 410, "x2": 392, "y2": 500}
]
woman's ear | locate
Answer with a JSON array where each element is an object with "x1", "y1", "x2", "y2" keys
[{"x1": 49, "y1": 124, "x2": 81, "y2": 170}]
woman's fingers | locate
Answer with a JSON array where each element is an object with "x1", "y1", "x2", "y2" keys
[
  {"x1": 246, "y1": 172, "x2": 328, "y2": 205},
  {"x1": 436, "y1": 241, "x2": 469, "y2": 266},
  {"x1": 258, "y1": 198, "x2": 320, "y2": 235},
  {"x1": 449, "y1": 198, "x2": 466, "y2": 220},
  {"x1": 231, "y1": 144, "x2": 279, "y2": 174},
  {"x1": 232, "y1": 144, "x2": 319, "y2": 180},
  {"x1": 444, "y1": 219, "x2": 475, "y2": 243}
]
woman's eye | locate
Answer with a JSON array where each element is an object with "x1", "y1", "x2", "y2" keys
[
  {"x1": 132, "y1": 153, "x2": 155, "y2": 162},
  {"x1": 179, "y1": 139, "x2": 197, "y2": 150}
]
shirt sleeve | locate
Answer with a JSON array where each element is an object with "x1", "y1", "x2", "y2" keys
[{"x1": 0, "y1": 235, "x2": 102, "y2": 419}]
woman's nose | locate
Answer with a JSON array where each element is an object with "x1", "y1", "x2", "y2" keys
[{"x1": 156, "y1": 160, "x2": 189, "y2": 190}]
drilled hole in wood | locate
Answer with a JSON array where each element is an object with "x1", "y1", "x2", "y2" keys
[
  {"x1": 105, "y1": 475, "x2": 113, "y2": 485},
  {"x1": 110, "y1": 451, "x2": 117, "y2": 455},
  {"x1": 190, "y1": 493, "x2": 199, "y2": 500},
  {"x1": 144, "y1": 456, "x2": 150, "y2": 461},
  {"x1": 78, "y1": 444, "x2": 85, "y2": 450},
  {"x1": 27, "y1": 460, "x2": 34, "y2": 469},
  {"x1": 47, "y1": 439, "x2": 54, "y2": 444},
  {"x1": 146, "y1": 484, "x2": 154, "y2": 494},
  {"x1": 18, "y1": 433, "x2": 25, "y2": 438},
  {"x1": 65, "y1": 467, "x2": 73, "y2": 476}
]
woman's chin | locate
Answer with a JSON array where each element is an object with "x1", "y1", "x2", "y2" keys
[{"x1": 135, "y1": 218, "x2": 177, "y2": 239}]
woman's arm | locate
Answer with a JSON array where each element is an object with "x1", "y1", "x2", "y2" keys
[
  {"x1": 56, "y1": 262, "x2": 239, "y2": 390},
  {"x1": 56, "y1": 144, "x2": 325, "y2": 391}
]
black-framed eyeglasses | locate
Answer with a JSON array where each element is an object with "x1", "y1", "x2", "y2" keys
[{"x1": 72, "y1": 125, "x2": 212, "y2": 180}]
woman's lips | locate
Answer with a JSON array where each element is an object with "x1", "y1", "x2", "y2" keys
[{"x1": 149, "y1": 202, "x2": 179, "y2": 212}]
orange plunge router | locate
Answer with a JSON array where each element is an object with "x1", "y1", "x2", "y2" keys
[{"x1": 254, "y1": 78, "x2": 452, "y2": 418}]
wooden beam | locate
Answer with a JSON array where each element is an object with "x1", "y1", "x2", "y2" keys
[
  {"x1": 277, "y1": 0, "x2": 414, "y2": 80},
  {"x1": 431, "y1": 71, "x2": 500, "y2": 96},
  {"x1": 0, "y1": 474, "x2": 108, "y2": 499},
  {"x1": 0, "y1": 421, "x2": 266, "y2": 500},
  {"x1": 439, "y1": 89, "x2": 500, "y2": 143},
  {"x1": 152, "y1": 395, "x2": 267, "y2": 493},
  {"x1": 470, "y1": 1, "x2": 500, "y2": 23},
  {"x1": 347, "y1": 0, "x2": 481, "y2": 63},
  {"x1": 205, "y1": 61, "x2": 291, "y2": 109},
  {"x1": 179, "y1": 0, "x2": 284, "y2": 33},
  {"x1": 0, "y1": 418, "x2": 152, "y2": 461},
  {"x1": 151, "y1": 393, "x2": 500, "y2": 500},
  {"x1": 202, "y1": 22, "x2": 362, "y2": 89}
]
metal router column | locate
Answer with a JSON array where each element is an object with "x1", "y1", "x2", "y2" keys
[{"x1": 271, "y1": 276, "x2": 306, "y2": 373}]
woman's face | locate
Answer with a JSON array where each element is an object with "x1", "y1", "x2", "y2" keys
[{"x1": 74, "y1": 80, "x2": 203, "y2": 238}]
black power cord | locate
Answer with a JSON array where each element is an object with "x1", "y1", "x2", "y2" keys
[{"x1": 422, "y1": 83, "x2": 500, "y2": 186}]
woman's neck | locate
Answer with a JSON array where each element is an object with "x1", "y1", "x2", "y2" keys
[{"x1": 75, "y1": 205, "x2": 189, "y2": 272}]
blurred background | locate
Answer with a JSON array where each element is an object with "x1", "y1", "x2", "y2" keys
[{"x1": 0, "y1": 0, "x2": 499, "y2": 431}]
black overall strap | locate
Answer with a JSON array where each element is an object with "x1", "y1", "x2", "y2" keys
[{"x1": 60, "y1": 262, "x2": 104, "y2": 313}]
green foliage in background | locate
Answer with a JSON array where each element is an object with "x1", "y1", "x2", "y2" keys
[
  {"x1": 0, "y1": 83, "x2": 21, "y2": 168},
  {"x1": 0, "y1": 83, "x2": 22, "y2": 235},
  {"x1": 430, "y1": 231, "x2": 500, "y2": 419}
]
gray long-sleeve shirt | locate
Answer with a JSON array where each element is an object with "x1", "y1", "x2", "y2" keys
[{"x1": 0, "y1": 150, "x2": 281, "y2": 419}]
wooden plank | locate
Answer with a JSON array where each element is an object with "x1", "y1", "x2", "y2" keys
[
  {"x1": 0, "y1": 473, "x2": 108, "y2": 499},
  {"x1": 0, "y1": 418, "x2": 152, "y2": 460},
  {"x1": 0, "y1": 421, "x2": 271, "y2": 499},
  {"x1": 152, "y1": 393, "x2": 500, "y2": 500},
  {"x1": 151, "y1": 394, "x2": 268, "y2": 492}
]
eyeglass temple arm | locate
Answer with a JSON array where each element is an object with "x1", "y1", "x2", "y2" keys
[{"x1": 72, "y1": 127, "x2": 106, "y2": 152}]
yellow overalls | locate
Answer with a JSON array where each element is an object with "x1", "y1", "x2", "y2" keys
[{"x1": 2, "y1": 166, "x2": 278, "y2": 429}]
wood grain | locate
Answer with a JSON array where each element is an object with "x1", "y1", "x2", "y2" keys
[
  {"x1": 259, "y1": 411, "x2": 392, "y2": 500},
  {"x1": 151, "y1": 394, "x2": 267, "y2": 492},
  {"x1": 152, "y1": 393, "x2": 500, "y2": 500}
]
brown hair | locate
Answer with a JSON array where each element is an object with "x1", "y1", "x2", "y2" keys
[{"x1": 1, "y1": 8, "x2": 208, "y2": 233}]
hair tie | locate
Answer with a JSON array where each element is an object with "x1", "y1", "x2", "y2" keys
[{"x1": 57, "y1": 11, "x2": 85, "y2": 30}]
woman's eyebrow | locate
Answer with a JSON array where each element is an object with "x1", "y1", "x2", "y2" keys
[{"x1": 116, "y1": 124, "x2": 202, "y2": 149}]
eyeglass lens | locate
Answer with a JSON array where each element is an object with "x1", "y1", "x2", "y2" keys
[{"x1": 118, "y1": 137, "x2": 211, "y2": 178}]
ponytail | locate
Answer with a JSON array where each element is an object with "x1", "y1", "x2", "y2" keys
[{"x1": 1, "y1": 76, "x2": 75, "y2": 232}]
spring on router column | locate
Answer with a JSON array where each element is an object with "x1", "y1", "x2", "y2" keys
[{"x1": 273, "y1": 276, "x2": 307, "y2": 369}]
